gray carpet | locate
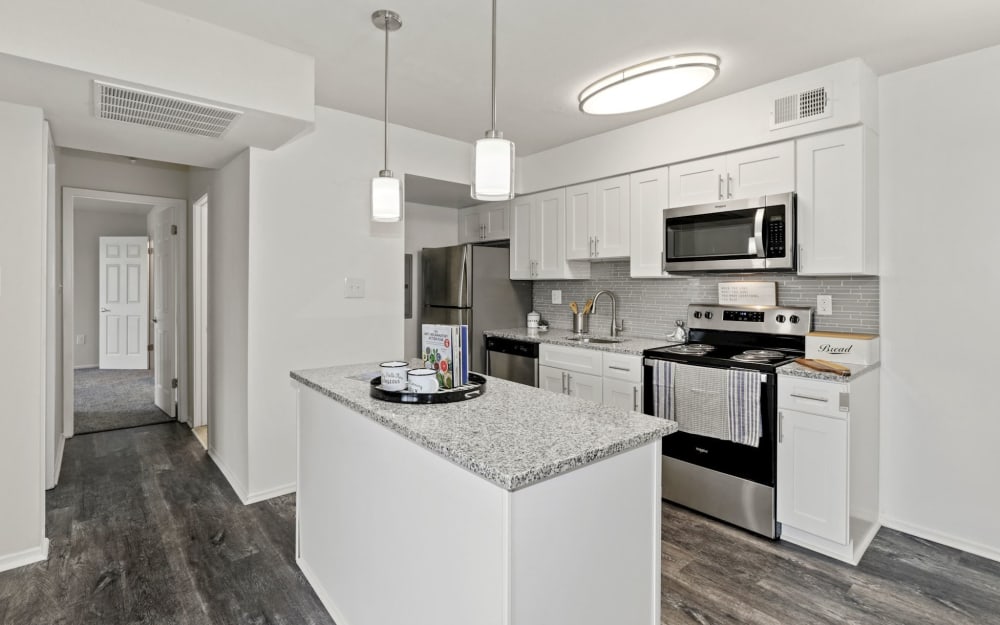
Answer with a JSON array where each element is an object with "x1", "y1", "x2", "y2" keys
[{"x1": 74, "y1": 367, "x2": 173, "y2": 434}]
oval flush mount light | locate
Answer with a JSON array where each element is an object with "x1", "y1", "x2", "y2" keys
[{"x1": 578, "y1": 53, "x2": 720, "y2": 115}]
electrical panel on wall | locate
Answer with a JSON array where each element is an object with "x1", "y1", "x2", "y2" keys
[{"x1": 770, "y1": 85, "x2": 832, "y2": 130}]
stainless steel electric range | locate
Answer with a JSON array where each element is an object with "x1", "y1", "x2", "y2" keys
[{"x1": 642, "y1": 303, "x2": 813, "y2": 538}]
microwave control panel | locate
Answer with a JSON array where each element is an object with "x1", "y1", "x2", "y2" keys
[{"x1": 765, "y1": 211, "x2": 786, "y2": 258}]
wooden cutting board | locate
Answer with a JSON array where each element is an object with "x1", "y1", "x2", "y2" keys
[{"x1": 794, "y1": 358, "x2": 852, "y2": 376}]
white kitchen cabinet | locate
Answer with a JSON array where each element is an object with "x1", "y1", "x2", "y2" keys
[
  {"x1": 795, "y1": 126, "x2": 878, "y2": 275},
  {"x1": 668, "y1": 142, "x2": 794, "y2": 207},
  {"x1": 540, "y1": 343, "x2": 604, "y2": 376},
  {"x1": 509, "y1": 190, "x2": 590, "y2": 280},
  {"x1": 538, "y1": 365, "x2": 603, "y2": 403},
  {"x1": 564, "y1": 176, "x2": 630, "y2": 260},
  {"x1": 629, "y1": 166, "x2": 672, "y2": 278},
  {"x1": 603, "y1": 378, "x2": 641, "y2": 412},
  {"x1": 776, "y1": 371, "x2": 880, "y2": 565},
  {"x1": 539, "y1": 364, "x2": 569, "y2": 395},
  {"x1": 459, "y1": 202, "x2": 509, "y2": 243},
  {"x1": 539, "y1": 345, "x2": 644, "y2": 409}
]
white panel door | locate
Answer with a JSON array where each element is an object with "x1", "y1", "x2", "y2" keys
[
  {"x1": 603, "y1": 379, "x2": 641, "y2": 412},
  {"x1": 565, "y1": 182, "x2": 594, "y2": 260},
  {"x1": 726, "y1": 142, "x2": 795, "y2": 200},
  {"x1": 151, "y1": 208, "x2": 176, "y2": 415},
  {"x1": 776, "y1": 408, "x2": 849, "y2": 543},
  {"x1": 509, "y1": 196, "x2": 533, "y2": 278},
  {"x1": 538, "y1": 365, "x2": 568, "y2": 395},
  {"x1": 593, "y1": 175, "x2": 630, "y2": 258},
  {"x1": 481, "y1": 203, "x2": 509, "y2": 241},
  {"x1": 567, "y1": 370, "x2": 603, "y2": 404},
  {"x1": 629, "y1": 167, "x2": 670, "y2": 278},
  {"x1": 668, "y1": 155, "x2": 726, "y2": 207},
  {"x1": 533, "y1": 189, "x2": 566, "y2": 279},
  {"x1": 98, "y1": 236, "x2": 148, "y2": 370},
  {"x1": 458, "y1": 207, "x2": 484, "y2": 243}
]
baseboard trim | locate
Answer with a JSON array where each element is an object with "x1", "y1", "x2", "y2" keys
[
  {"x1": 245, "y1": 482, "x2": 297, "y2": 505},
  {"x1": 0, "y1": 538, "x2": 49, "y2": 573},
  {"x1": 207, "y1": 448, "x2": 250, "y2": 504},
  {"x1": 882, "y1": 515, "x2": 1000, "y2": 563},
  {"x1": 297, "y1": 556, "x2": 350, "y2": 625},
  {"x1": 74, "y1": 364, "x2": 98, "y2": 369}
]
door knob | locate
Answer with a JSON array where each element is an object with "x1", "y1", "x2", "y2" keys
[
  {"x1": 152, "y1": 317, "x2": 158, "y2": 323},
  {"x1": 100, "y1": 307, "x2": 110, "y2": 312}
]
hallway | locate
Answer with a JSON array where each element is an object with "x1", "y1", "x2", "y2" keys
[
  {"x1": 74, "y1": 368, "x2": 173, "y2": 434},
  {"x1": 0, "y1": 423, "x2": 334, "y2": 625}
]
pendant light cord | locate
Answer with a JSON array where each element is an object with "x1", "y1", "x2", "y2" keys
[
  {"x1": 383, "y1": 17, "x2": 390, "y2": 172},
  {"x1": 490, "y1": 0, "x2": 497, "y2": 132}
]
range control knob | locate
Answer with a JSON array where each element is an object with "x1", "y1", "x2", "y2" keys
[
  {"x1": 789, "y1": 315, "x2": 800, "y2": 324},
  {"x1": 693, "y1": 311, "x2": 702, "y2": 319},
  {"x1": 704, "y1": 311, "x2": 714, "y2": 320},
  {"x1": 775, "y1": 314, "x2": 786, "y2": 323}
]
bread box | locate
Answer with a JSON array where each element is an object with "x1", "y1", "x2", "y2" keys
[{"x1": 805, "y1": 332, "x2": 880, "y2": 365}]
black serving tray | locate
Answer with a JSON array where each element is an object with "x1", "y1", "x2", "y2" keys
[{"x1": 370, "y1": 372, "x2": 487, "y2": 404}]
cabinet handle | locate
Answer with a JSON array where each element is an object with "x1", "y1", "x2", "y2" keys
[
  {"x1": 566, "y1": 373, "x2": 572, "y2": 395},
  {"x1": 594, "y1": 236, "x2": 599, "y2": 256},
  {"x1": 718, "y1": 174, "x2": 724, "y2": 200},
  {"x1": 608, "y1": 365, "x2": 631, "y2": 372},
  {"x1": 727, "y1": 173, "x2": 733, "y2": 199},
  {"x1": 778, "y1": 411, "x2": 784, "y2": 443},
  {"x1": 633, "y1": 386, "x2": 639, "y2": 411},
  {"x1": 561, "y1": 371, "x2": 567, "y2": 393},
  {"x1": 790, "y1": 393, "x2": 829, "y2": 402},
  {"x1": 798, "y1": 244, "x2": 804, "y2": 271},
  {"x1": 589, "y1": 237, "x2": 594, "y2": 257},
  {"x1": 480, "y1": 224, "x2": 485, "y2": 239}
]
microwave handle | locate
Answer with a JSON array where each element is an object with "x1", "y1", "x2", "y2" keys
[{"x1": 753, "y1": 208, "x2": 766, "y2": 258}]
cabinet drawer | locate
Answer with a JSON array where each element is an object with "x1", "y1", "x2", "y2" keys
[
  {"x1": 778, "y1": 377, "x2": 849, "y2": 419},
  {"x1": 539, "y1": 344, "x2": 603, "y2": 376},
  {"x1": 602, "y1": 353, "x2": 642, "y2": 382}
]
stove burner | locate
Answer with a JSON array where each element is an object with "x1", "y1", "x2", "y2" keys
[
  {"x1": 743, "y1": 350, "x2": 784, "y2": 359},
  {"x1": 731, "y1": 354, "x2": 772, "y2": 363},
  {"x1": 665, "y1": 343, "x2": 715, "y2": 355}
]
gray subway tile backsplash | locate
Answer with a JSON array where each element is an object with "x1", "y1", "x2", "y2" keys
[{"x1": 530, "y1": 261, "x2": 879, "y2": 339}]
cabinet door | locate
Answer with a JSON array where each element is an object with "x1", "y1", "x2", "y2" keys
[
  {"x1": 533, "y1": 189, "x2": 567, "y2": 279},
  {"x1": 565, "y1": 182, "x2": 595, "y2": 260},
  {"x1": 482, "y1": 203, "x2": 509, "y2": 241},
  {"x1": 668, "y1": 155, "x2": 726, "y2": 207},
  {"x1": 567, "y1": 370, "x2": 603, "y2": 404},
  {"x1": 629, "y1": 167, "x2": 670, "y2": 278},
  {"x1": 776, "y1": 408, "x2": 849, "y2": 544},
  {"x1": 458, "y1": 206, "x2": 484, "y2": 243},
  {"x1": 538, "y1": 365, "x2": 567, "y2": 395},
  {"x1": 603, "y1": 378, "x2": 641, "y2": 412},
  {"x1": 593, "y1": 175, "x2": 630, "y2": 258},
  {"x1": 725, "y1": 142, "x2": 795, "y2": 200},
  {"x1": 795, "y1": 127, "x2": 876, "y2": 275},
  {"x1": 509, "y1": 196, "x2": 533, "y2": 279}
]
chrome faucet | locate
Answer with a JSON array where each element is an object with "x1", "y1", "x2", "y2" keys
[{"x1": 590, "y1": 290, "x2": 625, "y2": 337}]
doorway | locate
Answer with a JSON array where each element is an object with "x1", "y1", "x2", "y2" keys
[{"x1": 62, "y1": 189, "x2": 188, "y2": 437}]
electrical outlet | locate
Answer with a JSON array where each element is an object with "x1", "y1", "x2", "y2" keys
[
  {"x1": 551, "y1": 290, "x2": 562, "y2": 305},
  {"x1": 344, "y1": 277, "x2": 366, "y2": 299},
  {"x1": 817, "y1": 295, "x2": 833, "y2": 316},
  {"x1": 76, "y1": 334, "x2": 86, "y2": 345}
]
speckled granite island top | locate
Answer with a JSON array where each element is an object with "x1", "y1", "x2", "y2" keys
[
  {"x1": 291, "y1": 363, "x2": 676, "y2": 491},
  {"x1": 778, "y1": 361, "x2": 880, "y2": 382},
  {"x1": 484, "y1": 327, "x2": 681, "y2": 356}
]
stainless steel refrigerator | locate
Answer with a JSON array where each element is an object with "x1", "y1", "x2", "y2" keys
[{"x1": 421, "y1": 243, "x2": 531, "y2": 373}]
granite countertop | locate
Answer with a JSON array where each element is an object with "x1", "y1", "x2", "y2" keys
[
  {"x1": 290, "y1": 363, "x2": 676, "y2": 492},
  {"x1": 484, "y1": 327, "x2": 682, "y2": 356},
  {"x1": 778, "y1": 361, "x2": 880, "y2": 382}
]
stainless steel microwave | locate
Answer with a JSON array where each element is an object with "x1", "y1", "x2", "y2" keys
[{"x1": 662, "y1": 192, "x2": 796, "y2": 273}]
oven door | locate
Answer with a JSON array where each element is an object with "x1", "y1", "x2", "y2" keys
[{"x1": 662, "y1": 193, "x2": 795, "y2": 272}]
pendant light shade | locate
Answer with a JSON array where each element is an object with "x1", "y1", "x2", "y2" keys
[
  {"x1": 472, "y1": 0, "x2": 515, "y2": 201},
  {"x1": 371, "y1": 10, "x2": 403, "y2": 222}
]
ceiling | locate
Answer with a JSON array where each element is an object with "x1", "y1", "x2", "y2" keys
[{"x1": 137, "y1": 0, "x2": 1000, "y2": 155}]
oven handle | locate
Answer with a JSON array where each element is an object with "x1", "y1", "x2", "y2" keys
[
  {"x1": 644, "y1": 359, "x2": 769, "y2": 384},
  {"x1": 753, "y1": 207, "x2": 766, "y2": 258}
]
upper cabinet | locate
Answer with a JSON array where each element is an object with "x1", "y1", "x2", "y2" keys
[
  {"x1": 458, "y1": 202, "x2": 509, "y2": 244},
  {"x1": 796, "y1": 126, "x2": 878, "y2": 276},
  {"x1": 509, "y1": 190, "x2": 590, "y2": 280},
  {"x1": 629, "y1": 166, "x2": 672, "y2": 278},
  {"x1": 565, "y1": 175, "x2": 631, "y2": 260},
  {"x1": 668, "y1": 142, "x2": 795, "y2": 207}
]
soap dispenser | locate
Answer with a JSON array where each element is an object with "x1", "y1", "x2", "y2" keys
[{"x1": 669, "y1": 320, "x2": 687, "y2": 342}]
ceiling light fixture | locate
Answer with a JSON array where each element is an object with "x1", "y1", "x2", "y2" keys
[
  {"x1": 471, "y1": 0, "x2": 515, "y2": 201},
  {"x1": 371, "y1": 9, "x2": 403, "y2": 222},
  {"x1": 578, "y1": 53, "x2": 721, "y2": 115}
]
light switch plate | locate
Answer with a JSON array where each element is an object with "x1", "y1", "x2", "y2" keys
[
  {"x1": 551, "y1": 290, "x2": 562, "y2": 305},
  {"x1": 76, "y1": 335, "x2": 86, "y2": 345},
  {"x1": 817, "y1": 295, "x2": 833, "y2": 316},
  {"x1": 344, "y1": 278, "x2": 366, "y2": 298}
]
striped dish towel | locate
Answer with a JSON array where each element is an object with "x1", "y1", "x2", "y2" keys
[
  {"x1": 651, "y1": 360, "x2": 675, "y2": 420},
  {"x1": 727, "y1": 369, "x2": 762, "y2": 447}
]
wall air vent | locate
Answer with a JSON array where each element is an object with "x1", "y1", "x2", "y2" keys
[
  {"x1": 770, "y1": 86, "x2": 831, "y2": 130},
  {"x1": 94, "y1": 81, "x2": 242, "y2": 138}
]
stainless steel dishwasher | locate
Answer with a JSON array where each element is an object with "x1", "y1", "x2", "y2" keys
[{"x1": 485, "y1": 336, "x2": 539, "y2": 387}]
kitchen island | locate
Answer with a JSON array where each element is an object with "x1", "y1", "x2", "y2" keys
[{"x1": 291, "y1": 363, "x2": 676, "y2": 625}]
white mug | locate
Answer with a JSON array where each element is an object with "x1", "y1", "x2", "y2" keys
[
  {"x1": 407, "y1": 368, "x2": 439, "y2": 393},
  {"x1": 379, "y1": 361, "x2": 409, "y2": 391}
]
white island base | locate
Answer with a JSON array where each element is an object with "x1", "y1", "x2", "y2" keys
[{"x1": 295, "y1": 385, "x2": 663, "y2": 625}]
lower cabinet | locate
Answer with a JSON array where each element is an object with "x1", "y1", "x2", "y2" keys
[
  {"x1": 539, "y1": 344, "x2": 642, "y2": 410},
  {"x1": 539, "y1": 365, "x2": 603, "y2": 403},
  {"x1": 603, "y1": 378, "x2": 642, "y2": 412}
]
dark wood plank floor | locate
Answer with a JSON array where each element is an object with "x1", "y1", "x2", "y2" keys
[{"x1": 2, "y1": 422, "x2": 999, "y2": 625}]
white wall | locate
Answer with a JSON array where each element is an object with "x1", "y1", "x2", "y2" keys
[
  {"x1": 188, "y1": 152, "x2": 252, "y2": 499},
  {"x1": 403, "y1": 202, "x2": 461, "y2": 360},
  {"x1": 0, "y1": 101, "x2": 47, "y2": 571},
  {"x1": 72, "y1": 210, "x2": 150, "y2": 367},
  {"x1": 879, "y1": 44, "x2": 1000, "y2": 560},
  {"x1": 242, "y1": 107, "x2": 471, "y2": 500},
  {"x1": 56, "y1": 149, "x2": 189, "y2": 199}
]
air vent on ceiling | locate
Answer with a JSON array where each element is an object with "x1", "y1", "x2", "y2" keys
[
  {"x1": 770, "y1": 86, "x2": 831, "y2": 130},
  {"x1": 94, "y1": 81, "x2": 242, "y2": 138}
]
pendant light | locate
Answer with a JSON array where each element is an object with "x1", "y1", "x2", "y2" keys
[
  {"x1": 371, "y1": 10, "x2": 403, "y2": 222},
  {"x1": 471, "y1": 0, "x2": 515, "y2": 201}
]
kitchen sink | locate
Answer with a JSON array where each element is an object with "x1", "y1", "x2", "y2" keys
[{"x1": 564, "y1": 336, "x2": 623, "y2": 344}]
